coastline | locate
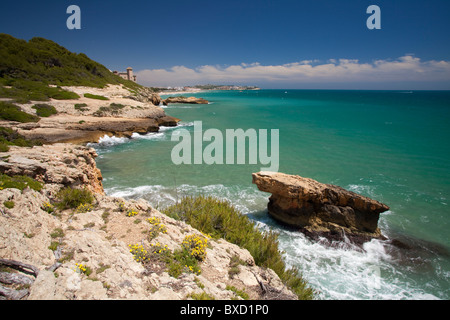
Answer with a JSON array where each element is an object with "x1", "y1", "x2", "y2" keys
[
  {"x1": 94, "y1": 88, "x2": 450, "y2": 300},
  {"x1": 0, "y1": 84, "x2": 179, "y2": 145},
  {"x1": 0, "y1": 85, "x2": 303, "y2": 300},
  {"x1": 159, "y1": 89, "x2": 208, "y2": 96},
  {"x1": 3, "y1": 85, "x2": 449, "y2": 300}
]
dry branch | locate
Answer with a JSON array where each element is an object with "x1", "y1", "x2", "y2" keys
[
  {"x1": 0, "y1": 258, "x2": 40, "y2": 277},
  {"x1": 0, "y1": 272, "x2": 34, "y2": 285},
  {"x1": 0, "y1": 284, "x2": 28, "y2": 300}
]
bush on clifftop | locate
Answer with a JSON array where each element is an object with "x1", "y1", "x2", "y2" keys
[
  {"x1": 162, "y1": 195, "x2": 315, "y2": 300},
  {"x1": 55, "y1": 187, "x2": 94, "y2": 210},
  {"x1": 32, "y1": 104, "x2": 58, "y2": 117},
  {"x1": 0, "y1": 101, "x2": 40, "y2": 123},
  {"x1": 0, "y1": 126, "x2": 42, "y2": 152}
]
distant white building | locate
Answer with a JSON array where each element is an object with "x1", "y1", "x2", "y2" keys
[{"x1": 113, "y1": 67, "x2": 137, "y2": 82}]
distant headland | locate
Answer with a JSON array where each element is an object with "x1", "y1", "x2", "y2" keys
[{"x1": 158, "y1": 84, "x2": 260, "y2": 95}]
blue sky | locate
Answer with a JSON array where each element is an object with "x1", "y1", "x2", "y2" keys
[{"x1": 1, "y1": 0, "x2": 450, "y2": 89}]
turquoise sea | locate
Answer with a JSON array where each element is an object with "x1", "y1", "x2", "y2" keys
[{"x1": 91, "y1": 89, "x2": 450, "y2": 300}]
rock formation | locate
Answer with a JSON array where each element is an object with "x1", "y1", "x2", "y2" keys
[
  {"x1": 0, "y1": 84, "x2": 180, "y2": 144},
  {"x1": 126, "y1": 86, "x2": 162, "y2": 106},
  {"x1": 162, "y1": 96, "x2": 209, "y2": 105},
  {"x1": 252, "y1": 171, "x2": 390, "y2": 244},
  {"x1": 0, "y1": 144, "x2": 104, "y2": 195},
  {"x1": 0, "y1": 145, "x2": 297, "y2": 300}
]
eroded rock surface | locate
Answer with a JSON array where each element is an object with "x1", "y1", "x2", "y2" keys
[
  {"x1": 252, "y1": 171, "x2": 390, "y2": 243},
  {"x1": 0, "y1": 145, "x2": 296, "y2": 300}
]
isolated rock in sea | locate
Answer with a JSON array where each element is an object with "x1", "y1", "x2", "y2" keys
[
  {"x1": 252, "y1": 171, "x2": 390, "y2": 243},
  {"x1": 162, "y1": 96, "x2": 209, "y2": 105},
  {"x1": 157, "y1": 115, "x2": 181, "y2": 127}
]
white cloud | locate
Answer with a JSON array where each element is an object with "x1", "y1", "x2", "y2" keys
[{"x1": 136, "y1": 56, "x2": 450, "y2": 88}]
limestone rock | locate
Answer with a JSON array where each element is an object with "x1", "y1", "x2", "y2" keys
[
  {"x1": 0, "y1": 144, "x2": 104, "y2": 194},
  {"x1": 28, "y1": 270, "x2": 66, "y2": 300},
  {"x1": 0, "y1": 144, "x2": 298, "y2": 300},
  {"x1": 126, "y1": 86, "x2": 162, "y2": 106},
  {"x1": 252, "y1": 171, "x2": 390, "y2": 243},
  {"x1": 157, "y1": 116, "x2": 181, "y2": 127},
  {"x1": 71, "y1": 118, "x2": 160, "y2": 137},
  {"x1": 0, "y1": 84, "x2": 175, "y2": 144},
  {"x1": 162, "y1": 96, "x2": 209, "y2": 105}
]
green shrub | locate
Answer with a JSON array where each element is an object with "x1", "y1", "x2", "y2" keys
[
  {"x1": 74, "y1": 103, "x2": 89, "y2": 111},
  {"x1": 3, "y1": 200, "x2": 15, "y2": 209},
  {"x1": 41, "y1": 201, "x2": 54, "y2": 214},
  {"x1": 0, "y1": 174, "x2": 43, "y2": 191},
  {"x1": 171, "y1": 246, "x2": 201, "y2": 276},
  {"x1": 55, "y1": 187, "x2": 94, "y2": 210},
  {"x1": 168, "y1": 259, "x2": 184, "y2": 278},
  {"x1": 109, "y1": 103, "x2": 125, "y2": 110},
  {"x1": 0, "y1": 126, "x2": 42, "y2": 151},
  {"x1": 0, "y1": 101, "x2": 40, "y2": 123},
  {"x1": 0, "y1": 80, "x2": 79, "y2": 103},
  {"x1": 75, "y1": 263, "x2": 92, "y2": 276},
  {"x1": 187, "y1": 292, "x2": 215, "y2": 300},
  {"x1": 50, "y1": 227, "x2": 65, "y2": 238},
  {"x1": 84, "y1": 93, "x2": 109, "y2": 100},
  {"x1": 32, "y1": 104, "x2": 57, "y2": 117},
  {"x1": 163, "y1": 196, "x2": 315, "y2": 300},
  {"x1": 48, "y1": 241, "x2": 59, "y2": 251},
  {"x1": 228, "y1": 254, "x2": 246, "y2": 278},
  {"x1": 226, "y1": 285, "x2": 249, "y2": 300},
  {"x1": 51, "y1": 90, "x2": 80, "y2": 100},
  {"x1": 0, "y1": 143, "x2": 9, "y2": 152}
]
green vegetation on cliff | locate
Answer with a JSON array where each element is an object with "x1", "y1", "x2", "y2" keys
[
  {"x1": 0, "y1": 126, "x2": 42, "y2": 152},
  {"x1": 32, "y1": 104, "x2": 58, "y2": 117},
  {"x1": 0, "y1": 173, "x2": 43, "y2": 192},
  {"x1": 55, "y1": 187, "x2": 94, "y2": 210},
  {"x1": 0, "y1": 33, "x2": 142, "y2": 103},
  {"x1": 0, "y1": 101, "x2": 40, "y2": 123},
  {"x1": 163, "y1": 195, "x2": 315, "y2": 300}
]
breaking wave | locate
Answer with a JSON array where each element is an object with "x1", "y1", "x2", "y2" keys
[
  {"x1": 87, "y1": 122, "x2": 195, "y2": 150},
  {"x1": 104, "y1": 182, "x2": 446, "y2": 300}
]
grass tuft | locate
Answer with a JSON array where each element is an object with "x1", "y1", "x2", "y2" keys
[
  {"x1": 55, "y1": 187, "x2": 94, "y2": 210},
  {"x1": 84, "y1": 93, "x2": 109, "y2": 100}
]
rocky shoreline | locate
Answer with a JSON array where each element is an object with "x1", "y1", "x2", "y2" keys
[
  {"x1": 0, "y1": 84, "x2": 180, "y2": 145},
  {"x1": 0, "y1": 144, "x2": 297, "y2": 300},
  {"x1": 0, "y1": 87, "x2": 297, "y2": 300}
]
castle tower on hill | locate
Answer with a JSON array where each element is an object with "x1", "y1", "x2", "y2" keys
[{"x1": 113, "y1": 67, "x2": 137, "y2": 82}]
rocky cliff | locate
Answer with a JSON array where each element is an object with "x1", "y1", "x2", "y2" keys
[
  {"x1": 0, "y1": 145, "x2": 297, "y2": 300},
  {"x1": 252, "y1": 171, "x2": 390, "y2": 244},
  {"x1": 1, "y1": 84, "x2": 179, "y2": 145}
]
